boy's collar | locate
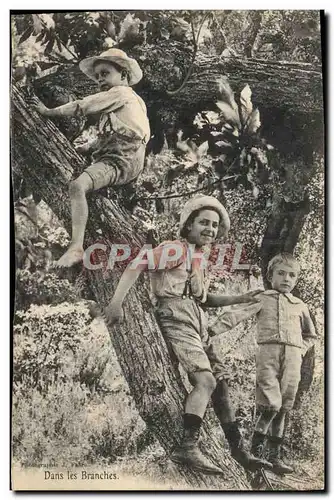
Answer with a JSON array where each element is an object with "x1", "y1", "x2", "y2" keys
[{"x1": 262, "y1": 289, "x2": 302, "y2": 304}]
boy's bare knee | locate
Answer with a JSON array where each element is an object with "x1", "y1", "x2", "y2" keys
[
  {"x1": 69, "y1": 179, "x2": 84, "y2": 197},
  {"x1": 69, "y1": 174, "x2": 93, "y2": 197},
  {"x1": 195, "y1": 371, "x2": 217, "y2": 392}
]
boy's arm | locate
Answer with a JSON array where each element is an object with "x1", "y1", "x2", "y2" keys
[
  {"x1": 29, "y1": 95, "x2": 81, "y2": 117},
  {"x1": 204, "y1": 289, "x2": 263, "y2": 307},
  {"x1": 301, "y1": 304, "x2": 318, "y2": 356},
  {"x1": 104, "y1": 264, "x2": 145, "y2": 325},
  {"x1": 29, "y1": 89, "x2": 123, "y2": 118}
]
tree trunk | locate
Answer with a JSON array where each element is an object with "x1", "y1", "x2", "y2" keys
[
  {"x1": 34, "y1": 45, "x2": 323, "y2": 116},
  {"x1": 260, "y1": 196, "x2": 311, "y2": 285},
  {"x1": 11, "y1": 85, "x2": 251, "y2": 490}
]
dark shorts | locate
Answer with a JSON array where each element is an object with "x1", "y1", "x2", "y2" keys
[
  {"x1": 84, "y1": 132, "x2": 146, "y2": 190},
  {"x1": 155, "y1": 297, "x2": 228, "y2": 381}
]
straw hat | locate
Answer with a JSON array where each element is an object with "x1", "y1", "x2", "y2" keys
[
  {"x1": 79, "y1": 48, "x2": 143, "y2": 86},
  {"x1": 179, "y1": 195, "x2": 230, "y2": 237}
]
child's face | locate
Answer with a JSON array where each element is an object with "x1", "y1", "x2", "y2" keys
[
  {"x1": 93, "y1": 62, "x2": 124, "y2": 91},
  {"x1": 186, "y1": 209, "x2": 220, "y2": 247},
  {"x1": 270, "y1": 263, "x2": 298, "y2": 293}
]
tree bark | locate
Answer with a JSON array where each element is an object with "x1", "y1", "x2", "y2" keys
[
  {"x1": 34, "y1": 45, "x2": 323, "y2": 117},
  {"x1": 12, "y1": 85, "x2": 251, "y2": 490}
]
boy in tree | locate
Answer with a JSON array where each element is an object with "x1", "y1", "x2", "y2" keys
[
  {"x1": 105, "y1": 194, "x2": 270, "y2": 474},
  {"x1": 30, "y1": 48, "x2": 150, "y2": 268}
]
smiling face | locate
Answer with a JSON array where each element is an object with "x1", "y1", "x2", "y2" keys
[
  {"x1": 93, "y1": 61, "x2": 125, "y2": 91},
  {"x1": 186, "y1": 209, "x2": 220, "y2": 247},
  {"x1": 270, "y1": 263, "x2": 298, "y2": 293}
]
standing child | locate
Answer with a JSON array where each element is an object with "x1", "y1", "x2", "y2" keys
[
  {"x1": 214, "y1": 253, "x2": 317, "y2": 474},
  {"x1": 105, "y1": 195, "x2": 270, "y2": 474},
  {"x1": 30, "y1": 48, "x2": 150, "y2": 268}
]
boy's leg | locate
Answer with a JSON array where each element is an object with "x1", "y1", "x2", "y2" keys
[
  {"x1": 210, "y1": 377, "x2": 272, "y2": 470},
  {"x1": 172, "y1": 370, "x2": 223, "y2": 474},
  {"x1": 204, "y1": 341, "x2": 271, "y2": 470},
  {"x1": 155, "y1": 304, "x2": 223, "y2": 473},
  {"x1": 55, "y1": 172, "x2": 93, "y2": 267},
  {"x1": 251, "y1": 344, "x2": 283, "y2": 460},
  {"x1": 266, "y1": 345, "x2": 302, "y2": 475},
  {"x1": 56, "y1": 162, "x2": 117, "y2": 268},
  {"x1": 185, "y1": 370, "x2": 217, "y2": 418}
]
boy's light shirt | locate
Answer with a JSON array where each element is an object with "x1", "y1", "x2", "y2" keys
[
  {"x1": 210, "y1": 289, "x2": 317, "y2": 351},
  {"x1": 148, "y1": 240, "x2": 210, "y2": 303},
  {"x1": 59, "y1": 86, "x2": 150, "y2": 142}
]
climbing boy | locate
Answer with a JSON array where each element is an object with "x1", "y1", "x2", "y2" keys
[
  {"x1": 30, "y1": 48, "x2": 150, "y2": 268},
  {"x1": 105, "y1": 194, "x2": 270, "y2": 474}
]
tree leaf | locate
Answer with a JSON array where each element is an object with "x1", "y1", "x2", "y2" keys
[
  {"x1": 218, "y1": 76, "x2": 238, "y2": 110},
  {"x1": 197, "y1": 141, "x2": 209, "y2": 158},
  {"x1": 252, "y1": 185, "x2": 260, "y2": 198},
  {"x1": 35, "y1": 31, "x2": 45, "y2": 43},
  {"x1": 216, "y1": 101, "x2": 241, "y2": 127},
  {"x1": 45, "y1": 39, "x2": 55, "y2": 55},
  {"x1": 19, "y1": 26, "x2": 34, "y2": 44},
  {"x1": 56, "y1": 37, "x2": 62, "y2": 52},
  {"x1": 246, "y1": 108, "x2": 261, "y2": 135},
  {"x1": 239, "y1": 84, "x2": 253, "y2": 127},
  {"x1": 216, "y1": 140, "x2": 233, "y2": 149},
  {"x1": 118, "y1": 13, "x2": 140, "y2": 42}
]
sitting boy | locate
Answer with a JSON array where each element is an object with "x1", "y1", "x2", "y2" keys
[
  {"x1": 30, "y1": 48, "x2": 150, "y2": 268},
  {"x1": 105, "y1": 194, "x2": 270, "y2": 474}
]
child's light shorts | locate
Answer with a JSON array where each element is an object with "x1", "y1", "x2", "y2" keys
[
  {"x1": 256, "y1": 343, "x2": 302, "y2": 412},
  {"x1": 84, "y1": 133, "x2": 146, "y2": 190},
  {"x1": 155, "y1": 297, "x2": 229, "y2": 381}
]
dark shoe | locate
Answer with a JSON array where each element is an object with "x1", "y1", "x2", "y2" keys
[
  {"x1": 171, "y1": 428, "x2": 223, "y2": 474},
  {"x1": 270, "y1": 457, "x2": 294, "y2": 475},
  {"x1": 224, "y1": 423, "x2": 272, "y2": 471},
  {"x1": 267, "y1": 436, "x2": 294, "y2": 475}
]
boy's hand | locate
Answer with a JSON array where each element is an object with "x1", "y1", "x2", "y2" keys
[
  {"x1": 27, "y1": 95, "x2": 49, "y2": 116},
  {"x1": 239, "y1": 289, "x2": 264, "y2": 303},
  {"x1": 103, "y1": 301, "x2": 124, "y2": 326}
]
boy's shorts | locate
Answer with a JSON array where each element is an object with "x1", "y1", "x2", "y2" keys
[
  {"x1": 84, "y1": 133, "x2": 146, "y2": 190},
  {"x1": 155, "y1": 297, "x2": 228, "y2": 381},
  {"x1": 256, "y1": 343, "x2": 302, "y2": 412}
]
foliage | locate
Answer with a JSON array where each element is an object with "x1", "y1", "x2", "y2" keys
[
  {"x1": 286, "y1": 373, "x2": 324, "y2": 460},
  {"x1": 13, "y1": 302, "x2": 91, "y2": 388},
  {"x1": 15, "y1": 269, "x2": 79, "y2": 310},
  {"x1": 12, "y1": 11, "x2": 322, "y2": 74},
  {"x1": 12, "y1": 315, "x2": 147, "y2": 467}
]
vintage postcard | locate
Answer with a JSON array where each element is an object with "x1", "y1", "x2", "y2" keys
[{"x1": 11, "y1": 10, "x2": 325, "y2": 491}]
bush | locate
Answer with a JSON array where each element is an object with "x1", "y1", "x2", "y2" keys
[
  {"x1": 13, "y1": 302, "x2": 91, "y2": 390},
  {"x1": 285, "y1": 374, "x2": 324, "y2": 460},
  {"x1": 15, "y1": 269, "x2": 79, "y2": 310}
]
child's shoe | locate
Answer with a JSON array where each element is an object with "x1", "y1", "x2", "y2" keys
[
  {"x1": 267, "y1": 436, "x2": 294, "y2": 475},
  {"x1": 171, "y1": 427, "x2": 223, "y2": 474},
  {"x1": 224, "y1": 423, "x2": 272, "y2": 471}
]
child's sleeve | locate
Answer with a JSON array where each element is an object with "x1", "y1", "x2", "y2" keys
[
  {"x1": 75, "y1": 88, "x2": 126, "y2": 116},
  {"x1": 208, "y1": 297, "x2": 262, "y2": 337},
  {"x1": 301, "y1": 304, "x2": 317, "y2": 338},
  {"x1": 301, "y1": 303, "x2": 317, "y2": 355}
]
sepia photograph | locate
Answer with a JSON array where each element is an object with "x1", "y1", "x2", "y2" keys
[{"x1": 10, "y1": 9, "x2": 325, "y2": 491}]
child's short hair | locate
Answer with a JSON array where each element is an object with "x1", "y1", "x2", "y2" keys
[
  {"x1": 180, "y1": 207, "x2": 223, "y2": 238},
  {"x1": 266, "y1": 253, "x2": 300, "y2": 280}
]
